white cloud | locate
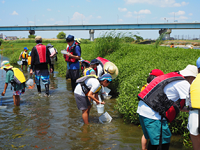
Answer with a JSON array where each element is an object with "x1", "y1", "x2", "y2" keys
[
  {"x1": 138, "y1": 9, "x2": 151, "y2": 14},
  {"x1": 118, "y1": 19, "x2": 123, "y2": 22},
  {"x1": 124, "y1": 0, "x2": 189, "y2": 7},
  {"x1": 2, "y1": 0, "x2": 5, "y2": 4},
  {"x1": 29, "y1": 21, "x2": 34, "y2": 24},
  {"x1": 179, "y1": 16, "x2": 188, "y2": 20},
  {"x1": 189, "y1": 13, "x2": 193, "y2": 16},
  {"x1": 124, "y1": 11, "x2": 133, "y2": 18},
  {"x1": 12, "y1": 11, "x2": 18, "y2": 15},
  {"x1": 118, "y1": 7, "x2": 127, "y2": 12},
  {"x1": 169, "y1": 10, "x2": 185, "y2": 16},
  {"x1": 97, "y1": 16, "x2": 102, "y2": 19},
  {"x1": 47, "y1": 18, "x2": 54, "y2": 21},
  {"x1": 55, "y1": 21, "x2": 65, "y2": 25},
  {"x1": 173, "y1": 3, "x2": 181, "y2": 7},
  {"x1": 71, "y1": 12, "x2": 93, "y2": 24},
  {"x1": 181, "y1": 2, "x2": 189, "y2": 6},
  {"x1": 58, "y1": 10, "x2": 60, "y2": 12},
  {"x1": 47, "y1": 8, "x2": 51, "y2": 11},
  {"x1": 71, "y1": 12, "x2": 85, "y2": 21}
]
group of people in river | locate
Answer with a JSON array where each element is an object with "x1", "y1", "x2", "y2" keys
[
  {"x1": 0, "y1": 34, "x2": 119, "y2": 125},
  {"x1": 1, "y1": 34, "x2": 200, "y2": 150}
]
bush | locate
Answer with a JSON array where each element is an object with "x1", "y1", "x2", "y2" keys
[
  {"x1": 28, "y1": 35, "x2": 36, "y2": 39},
  {"x1": 57, "y1": 31, "x2": 66, "y2": 39},
  {"x1": 111, "y1": 44, "x2": 200, "y2": 147},
  {"x1": 94, "y1": 31, "x2": 124, "y2": 58}
]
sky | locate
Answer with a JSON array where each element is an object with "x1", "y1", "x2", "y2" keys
[{"x1": 0, "y1": 0, "x2": 200, "y2": 40}]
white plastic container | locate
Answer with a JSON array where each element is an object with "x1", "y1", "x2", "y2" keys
[
  {"x1": 102, "y1": 94, "x2": 112, "y2": 100},
  {"x1": 104, "y1": 87, "x2": 111, "y2": 95},
  {"x1": 17, "y1": 61, "x2": 22, "y2": 65},
  {"x1": 99, "y1": 112, "x2": 112, "y2": 124},
  {"x1": 26, "y1": 78, "x2": 34, "y2": 87},
  {"x1": 97, "y1": 104, "x2": 104, "y2": 114}
]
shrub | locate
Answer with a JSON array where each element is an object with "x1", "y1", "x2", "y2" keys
[
  {"x1": 57, "y1": 31, "x2": 66, "y2": 39},
  {"x1": 28, "y1": 35, "x2": 36, "y2": 39}
]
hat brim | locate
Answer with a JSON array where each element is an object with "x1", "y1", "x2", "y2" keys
[
  {"x1": 179, "y1": 69, "x2": 197, "y2": 77},
  {"x1": 104, "y1": 62, "x2": 118, "y2": 79},
  {"x1": 1, "y1": 65, "x2": 13, "y2": 70}
]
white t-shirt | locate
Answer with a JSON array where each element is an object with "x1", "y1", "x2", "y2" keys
[
  {"x1": 137, "y1": 80, "x2": 190, "y2": 120},
  {"x1": 74, "y1": 78, "x2": 100, "y2": 96},
  {"x1": 97, "y1": 65, "x2": 104, "y2": 77}
]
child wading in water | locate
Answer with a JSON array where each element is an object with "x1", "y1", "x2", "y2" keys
[{"x1": 1, "y1": 61, "x2": 25, "y2": 106}]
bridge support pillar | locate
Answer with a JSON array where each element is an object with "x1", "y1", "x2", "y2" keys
[
  {"x1": 29, "y1": 30, "x2": 35, "y2": 35},
  {"x1": 89, "y1": 30, "x2": 94, "y2": 41},
  {"x1": 159, "y1": 29, "x2": 171, "y2": 40}
]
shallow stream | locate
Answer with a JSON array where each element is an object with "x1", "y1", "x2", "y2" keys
[{"x1": 0, "y1": 55, "x2": 192, "y2": 150}]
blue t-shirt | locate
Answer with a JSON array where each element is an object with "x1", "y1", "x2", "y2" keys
[{"x1": 69, "y1": 42, "x2": 81, "y2": 70}]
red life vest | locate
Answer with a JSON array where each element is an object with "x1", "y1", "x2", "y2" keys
[
  {"x1": 138, "y1": 72, "x2": 186, "y2": 123},
  {"x1": 64, "y1": 43, "x2": 80, "y2": 63},
  {"x1": 35, "y1": 44, "x2": 47, "y2": 63},
  {"x1": 96, "y1": 57, "x2": 110, "y2": 67}
]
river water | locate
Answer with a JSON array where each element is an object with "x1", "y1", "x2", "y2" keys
[{"x1": 0, "y1": 56, "x2": 192, "y2": 150}]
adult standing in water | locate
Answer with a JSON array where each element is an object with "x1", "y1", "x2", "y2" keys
[
  {"x1": 185, "y1": 57, "x2": 200, "y2": 150},
  {"x1": 30, "y1": 36, "x2": 53, "y2": 96},
  {"x1": 74, "y1": 74, "x2": 112, "y2": 124},
  {"x1": 63, "y1": 35, "x2": 81, "y2": 92},
  {"x1": 137, "y1": 65, "x2": 197, "y2": 150}
]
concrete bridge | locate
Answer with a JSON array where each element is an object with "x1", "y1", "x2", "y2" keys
[{"x1": 0, "y1": 23, "x2": 200, "y2": 41}]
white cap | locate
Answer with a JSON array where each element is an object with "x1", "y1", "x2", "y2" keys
[{"x1": 179, "y1": 65, "x2": 198, "y2": 77}]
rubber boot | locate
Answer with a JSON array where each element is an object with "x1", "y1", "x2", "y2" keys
[
  {"x1": 45, "y1": 84, "x2": 49, "y2": 96},
  {"x1": 37, "y1": 85, "x2": 41, "y2": 93}
]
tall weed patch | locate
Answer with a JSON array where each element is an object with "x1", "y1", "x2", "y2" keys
[{"x1": 94, "y1": 31, "x2": 123, "y2": 58}]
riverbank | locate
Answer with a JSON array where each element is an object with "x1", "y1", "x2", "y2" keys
[{"x1": 160, "y1": 39, "x2": 200, "y2": 46}]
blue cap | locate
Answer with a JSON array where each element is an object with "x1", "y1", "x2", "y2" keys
[
  {"x1": 98, "y1": 74, "x2": 112, "y2": 82},
  {"x1": 24, "y1": 47, "x2": 28, "y2": 50},
  {"x1": 90, "y1": 59, "x2": 99, "y2": 65},
  {"x1": 196, "y1": 57, "x2": 200, "y2": 68},
  {"x1": 66, "y1": 35, "x2": 74, "y2": 42}
]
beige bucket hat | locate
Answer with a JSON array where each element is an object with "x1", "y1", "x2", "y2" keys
[
  {"x1": 1, "y1": 60, "x2": 13, "y2": 69},
  {"x1": 104, "y1": 62, "x2": 119, "y2": 79}
]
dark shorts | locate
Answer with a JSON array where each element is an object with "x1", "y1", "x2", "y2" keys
[
  {"x1": 22, "y1": 61, "x2": 27, "y2": 66},
  {"x1": 74, "y1": 93, "x2": 91, "y2": 110}
]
